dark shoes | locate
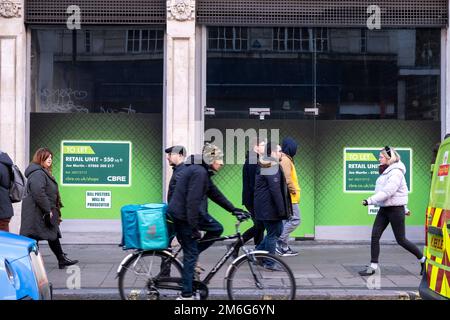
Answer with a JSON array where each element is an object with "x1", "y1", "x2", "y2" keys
[
  {"x1": 358, "y1": 266, "x2": 376, "y2": 276},
  {"x1": 58, "y1": 254, "x2": 79, "y2": 269}
]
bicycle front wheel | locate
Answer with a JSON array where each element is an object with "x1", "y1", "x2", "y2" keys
[
  {"x1": 226, "y1": 253, "x2": 296, "y2": 300},
  {"x1": 118, "y1": 250, "x2": 183, "y2": 300}
]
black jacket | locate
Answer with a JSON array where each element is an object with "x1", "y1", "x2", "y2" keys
[
  {"x1": 167, "y1": 155, "x2": 237, "y2": 229},
  {"x1": 167, "y1": 163, "x2": 186, "y2": 203},
  {"x1": 242, "y1": 151, "x2": 259, "y2": 212},
  {"x1": 20, "y1": 163, "x2": 61, "y2": 241},
  {"x1": 254, "y1": 157, "x2": 293, "y2": 221},
  {"x1": 0, "y1": 152, "x2": 14, "y2": 220}
]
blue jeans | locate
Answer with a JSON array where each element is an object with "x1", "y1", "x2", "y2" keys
[
  {"x1": 174, "y1": 213, "x2": 223, "y2": 296},
  {"x1": 256, "y1": 220, "x2": 283, "y2": 265}
]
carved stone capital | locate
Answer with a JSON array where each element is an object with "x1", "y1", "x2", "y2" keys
[
  {"x1": 0, "y1": 0, "x2": 21, "y2": 18},
  {"x1": 167, "y1": 0, "x2": 195, "y2": 22}
]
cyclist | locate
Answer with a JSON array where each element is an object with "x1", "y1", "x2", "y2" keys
[
  {"x1": 167, "y1": 143, "x2": 247, "y2": 300},
  {"x1": 165, "y1": 145, "x2": 187, "y2": 203}
]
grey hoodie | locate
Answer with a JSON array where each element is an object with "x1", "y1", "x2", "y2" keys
[{"x1": 367, "y1": 161, "x2": 408, "y2": 207}]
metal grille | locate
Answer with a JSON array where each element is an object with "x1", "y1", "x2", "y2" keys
[
  {"x1": 197, "y1": 0, "x2": 448, "y2": 27},
  {"x1": 25, "y1": 0, "x2": 166, "y2": 25}
]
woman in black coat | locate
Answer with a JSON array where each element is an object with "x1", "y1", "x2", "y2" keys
[
  {"x1": 20, "y1": 148, "x2": 78, "y2": 269},
  {"x1": 0, "y1": 151, "x2": 14, "y2": 232}
]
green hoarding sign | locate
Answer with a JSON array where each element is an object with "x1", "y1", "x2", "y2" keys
[
  {"x1": 344, "y1": 148, "x2": 412, "y2": 193},
  {"x1": 61, "y1": 141, "x2": 132, "y2": 186}
]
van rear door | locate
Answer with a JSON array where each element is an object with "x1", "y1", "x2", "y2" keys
[{"x1": 426, "y1": 139, "x2": 450, "y2": 299}]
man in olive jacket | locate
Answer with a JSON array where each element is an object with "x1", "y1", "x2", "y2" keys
[{"x1": 0, "y1": 151, "x2": 14, "y2": 232}]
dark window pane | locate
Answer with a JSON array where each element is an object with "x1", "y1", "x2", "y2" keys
[
  {"x1": 209, "y1": 39, "x2": 217, "y2": 49},
  {"x1": 142, "y1": 40, "x2": 148, "y2": 51},
  {"x1": 209, "y1": 27, "x2": 218, "y2": 38},
  {"x1": 303, "y1": 40, "x2": 309, "y2": 51},
  {"x1": 156, "y1": 40, "x2": 163, "y2": 51}
]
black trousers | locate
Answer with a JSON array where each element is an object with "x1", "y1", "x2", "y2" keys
[
  {"x1": 239, "y1": 206, "x2": 264, "y2": 247},
  {"x1": 371, "y1": 206, "x2": 423, "y2": 263},
  {"x1": 38, "y1": 238, "x2": 64, "y2": 260}
]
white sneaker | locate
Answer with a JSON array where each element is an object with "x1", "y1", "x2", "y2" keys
[{"x1": 176, "y1": 294, "x2": 195, "y2": 300}]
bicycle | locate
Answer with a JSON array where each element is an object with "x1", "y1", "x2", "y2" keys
[{"x1": 117, "y1": 215, "x2": 296, "y2": 300}]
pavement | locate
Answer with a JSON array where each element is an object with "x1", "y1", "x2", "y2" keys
[{"x1": 39, "y1": 240, "x2": 426, "y2": 300}]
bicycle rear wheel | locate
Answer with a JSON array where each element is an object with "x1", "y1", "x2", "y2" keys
[
  {"x1": 118, "y1": 250, "x2": 183, "y2": 300},
  {"x1": 226, "y1": 252, "x2": 296, "y2": 300}
]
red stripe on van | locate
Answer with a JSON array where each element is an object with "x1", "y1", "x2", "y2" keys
[{"x1": 435, "y1": 268, "x2": 445, "y2": 293}]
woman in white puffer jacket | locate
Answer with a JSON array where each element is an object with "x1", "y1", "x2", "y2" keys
[{"x1": 359, "y1": 146, "x2": 425, "y2": 276}]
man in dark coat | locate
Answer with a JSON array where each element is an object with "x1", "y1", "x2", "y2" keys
[
  {"x1": 165, "y1": 145, "x2": 187, "y2": 203},
  {"x1": 254, "y1": 141, "x2": 292, "y2": 270},
  {"x1": 0, "y1": 151, "x2": 14, "y2": 232},
  {"x1": 233, "y1": 138, "x2": 265, "y2": 255},
  {"x1": 167, "y1": 143, "x2": 246, "y2": 300}
]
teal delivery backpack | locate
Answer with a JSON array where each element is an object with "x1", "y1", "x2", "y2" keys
[
  {"x1": 137, "y1": 203, "x2": 169, "y2": 250},
  {"x1": 121, "y1": 204, "x2": 142, "y2": 250},
  {"x1": 120, "y1": 203, "x2": 169, "y2": 250}
]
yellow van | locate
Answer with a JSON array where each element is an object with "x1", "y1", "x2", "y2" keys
[{"x1": 419, "y1": 138, "x2": 450, "y2": 300}]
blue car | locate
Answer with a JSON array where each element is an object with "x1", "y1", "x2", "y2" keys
[{"x1": 0, "y1": 231, "x2": 52, "y2": 300}]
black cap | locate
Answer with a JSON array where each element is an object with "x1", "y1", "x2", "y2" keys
[{"x1": 165, "y1": 145, "x2": 186, "y2": 156}]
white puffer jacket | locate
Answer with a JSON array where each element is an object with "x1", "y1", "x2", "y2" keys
[{"x1": 367, "y1": 161, "x2": 408, "y2": 207}]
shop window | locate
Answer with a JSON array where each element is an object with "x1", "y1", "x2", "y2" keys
[
  {"x1": 207, "y1": 27, "x2": 440, "y2": 120},
  {"x1": 126, "y1": 29, "x2": 164, "y2": 53},
  {"x1": 314, "y1": 28, "x2": 329, "y2": 52},
  {"x1": 85, "y1": 31, "x2": 91, "y2": 53},
  {"x1": 360, "y1": 29, "x2": 367, "y2": 53},
  {"x1": 273, "y1": 27, "x2": 310, "y2": 52},
  {"x1": 415, "y1": 29, "x2": 440, "y2": 67},
  {"x1": 208, "y1": 27, "x2": 248, "y2": 51},
  {"x1": 31, "y1": 27, "x2": 164, "y2": 114}
]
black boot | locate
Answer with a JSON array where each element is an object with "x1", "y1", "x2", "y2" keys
[{"x1": 58, "y1": 254, "x2": 79, "y2": 269}]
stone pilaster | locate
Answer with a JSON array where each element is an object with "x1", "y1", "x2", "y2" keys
[
  {"x1": 0, "y1": 0, "x2": 26, "y2": 233},
  {"x1": 163, "y1": 0, "x2": 204, "y2": 199}
]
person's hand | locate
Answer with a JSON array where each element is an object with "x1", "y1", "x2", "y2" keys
[
  {"x1": 191, "y1": 229, "x2": 202, "y2": 240},
  {"x1": 362, "y1": 200, "x2": 368, "y2": 206},
  {"x1": 232, "y1": 209, "x2": 251, "y2": 222},
  {"x1": 405, "y1": 210, "x2": 411, "y2": 216}
]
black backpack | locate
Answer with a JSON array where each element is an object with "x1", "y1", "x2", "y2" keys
[{"x1": 9, "y1": 164, "x2": 26, "y2": 203}]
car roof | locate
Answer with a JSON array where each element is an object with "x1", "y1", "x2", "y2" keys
[{"x1": 0, "y1": 232, "x2": 36, "y2": 261}]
